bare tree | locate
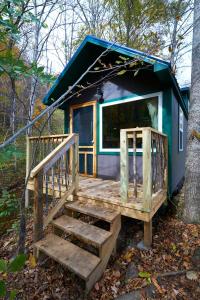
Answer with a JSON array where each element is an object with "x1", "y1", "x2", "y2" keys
[
  {"x1": 184, "y1": 0, "x2": 200, "y2": 223},
  {"x1": 162, "y1": 0, "x2": 194, "y2": 71}
]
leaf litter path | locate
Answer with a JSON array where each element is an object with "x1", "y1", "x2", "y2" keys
[{"x1": 0, "y1": 206, "x2": 200, "y2": 300}]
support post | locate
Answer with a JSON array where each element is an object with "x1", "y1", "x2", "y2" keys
[
  {"x1": 120, "y1": 129, "x2": 129, "y2": 202},
  {"x1": 72, "y1": 134, "x2": 79, "y2": 195},
  {"x1": 33, "y1": 172, "x2": 43, "y2": 253},
  {"x1": 142, "y1": 128, "x2": 152, "y2": 211},
  {"x1": 144, "y1": 220, "x2": 152, "y2": 248},
  {"x1": 25, "y1": 136, "x2": 31, "y2": 207}
]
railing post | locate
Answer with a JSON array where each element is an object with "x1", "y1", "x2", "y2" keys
[
  {"x1": 25, "y1": 136, "x2": 30, "y2": 208},
  {"x1": 163, "y1": 136, "x2": 168, "y2": 191},
  {"x1": 33, "y1": 172, "x2": 43, "y2": 249},
  {"x1": 120, "y1": 129, "x2": 129, "y2": 203},
  {"x1": 72, "y1": 134, "x2": 79, "y2": 195},
  {"x1": 142, "y1": 128, "x2": 152, "y2": 211}
]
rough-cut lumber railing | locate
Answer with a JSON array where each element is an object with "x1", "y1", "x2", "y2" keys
[
  {"x1": 120, "y1": 127, "x2": 168, "y2": 212},
  {"x1": 26, "y1": 134, "x2": 69, "y2": 170},
  {"x1": 29, "y1": 133, "x2": 79, "y2": 244},
  {"x1": 25, "y1": 134, "x2": 69, "y2": 206}
]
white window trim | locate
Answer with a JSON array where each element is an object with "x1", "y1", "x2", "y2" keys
[
  {"x1": 179, "y1": 106, "x2": 184, "y2": 152},
  {"x1": 99, "y1": 92, "x2": 163, "y2": 153}
]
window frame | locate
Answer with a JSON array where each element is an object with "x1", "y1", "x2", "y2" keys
[
  {"x1": 99, "y1": 92, "x2": 163, "y2": 153},
  {"x1": 179, "y1": 106, "x2": 184, "y2": 152}
]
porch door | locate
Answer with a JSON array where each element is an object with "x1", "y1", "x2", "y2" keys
[{"x1": 70, "y1": 101, "x2": 96, "y2": 177}]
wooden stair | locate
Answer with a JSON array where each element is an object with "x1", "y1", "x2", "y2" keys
[{"x1": 35, "y1": 201, "x2": 121, "y2": 293}]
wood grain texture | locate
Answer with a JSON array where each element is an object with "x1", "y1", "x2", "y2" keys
[
  {"x1": 65, "y1": 201, "x2": 120, "y2": 223},
  {"x1": 142, "y1": 128, "x2": 152, "y2": 212},
  {"x1": 52, "y1": 215, "x2": 112, "y2": 247},
  {"x1": 120, "y1": 129, "x2": 129, "y2": 202},
  {"x1": 33, "y1": 173, "x2": 44, "y2": 244},
  {"x1": 35, "y1": 233, "x2": 101, "y2": 280}
]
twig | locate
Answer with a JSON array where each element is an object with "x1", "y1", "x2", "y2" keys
[{"x1": 156, "y1": 269, "x2": 192, "y2": 278}]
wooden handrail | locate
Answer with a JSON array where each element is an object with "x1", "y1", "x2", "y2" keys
[
  {"x1": 123, "y1": 127, "x2": 167, "y2": 137},
  {"x1": 30, "y1": 132, "x2": 79, "y2": 247},
  {"x1": 28, "y1": 134, "x2": 69, "y2": 140},
  {"x1": 30, "y1": 134, "x2": 76, "y2": 178}
]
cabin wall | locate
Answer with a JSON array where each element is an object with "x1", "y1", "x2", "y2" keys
[
  {"x1": 64, "y1": 72, "x2": 188, "y2": 195},
  {"x1": 65, "y1": 71, "x2": 161, "y2": 181},
  {"x1": 99, "y1": 73, "x2": 160, "y2": 180},
  {"x1": 171, "y1": 92, "x2": 188, "y2": 193}
]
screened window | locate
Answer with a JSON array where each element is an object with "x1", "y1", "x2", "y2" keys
[
  {"x1": 102, "y1": 97, "x2": 158, "y2": 149},
  {"x1": 179, "y1": 106, "x2": 184, "y2": 151}
]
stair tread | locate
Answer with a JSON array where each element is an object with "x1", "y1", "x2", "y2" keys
[
  {"x1": 65, "y1": 201, "x2": 120, "y2": 222},
  {"x1": 35, "y1": 233, "x2": 100, "y2": 280},
  {"x1": 52, "y1": 215, "x2": 112, "y2": 247}
]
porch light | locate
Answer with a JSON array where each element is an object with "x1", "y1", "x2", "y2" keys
[{"x1": 96, "y1": 86, "x2": 104, "y2": 104}]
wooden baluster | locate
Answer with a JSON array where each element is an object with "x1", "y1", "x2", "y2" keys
[
  {"x1": 133, "y1": 131, "x2": 137, "y2": 198},
  {"x1": 120, "y1": 129, "x2": 129, "y2": 203},
  {"x1": 163, "y1": 136, "x2": 168, "y2": 191},
  {"x1": 58, "y1": 158, "x2": 61, "y2": 198},
  {"x1": 155, "y1": 134, "x2": 159, "y2": 192},
  {"x1": 161, "y1": 137, "x2": 165, "y2": 189},
  {"x1": 25, "y1": 136, "x2": 31, "y2": 208},
  {"x1": 151, "y1": 133, "x2": 156, "y2": 193},
  {"x1": 51, "y1": 167, "x2": 55, "y2": 198},
  {"x1": 66, "y1": 151, "x2": 70, "y2": 187},
  {"x1": 42, "y1": 138, "x2": 45, "y2": 161},
  {"x1": 45, "y1": 171, "x2": 49, "y2": 213},
  {"x1": 33, "y1": 172, "x2": 43, "y2": 249},
  {"x1": 157, "y1": 135, "x2": 162, "y2": 190},
  {"x1": 142, "y1": 128, "x2": 152, "y2": 212}
]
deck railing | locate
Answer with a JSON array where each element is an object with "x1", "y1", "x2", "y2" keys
[
  {"x1": 120, "y1": 127, "x2": 168, "y2": 211},
  {"x1": 26, "y1": 134, "x2": 69, "y2": 171},
  {"x1": 26, "y1": 133, "x2": 79, "y2": 244}
]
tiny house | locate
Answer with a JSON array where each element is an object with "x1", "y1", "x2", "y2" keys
[
  {"x1": 43, "y1": 35, "x2": 189, "y2": 195},
  {"x1": 27, "y1": 36, "x2": 189, "y2": 292}
]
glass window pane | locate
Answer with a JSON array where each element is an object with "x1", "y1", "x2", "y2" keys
[{"x1": 102, "y1": 97, "x2": 158, "y2": 149}]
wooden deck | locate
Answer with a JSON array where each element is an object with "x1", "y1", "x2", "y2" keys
[
  {"x1": 76, "y1": 177, "x2": 167, "y2": 222},
  {"x1": 28, "y1": 175, "x2": 167, "y2": 222},
  {"x1": 26, "y1": 129, "x2": 168, "y2": 252}
]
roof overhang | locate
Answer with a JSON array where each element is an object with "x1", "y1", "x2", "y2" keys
[{"x1": 43, "y1": 35, "x2": 188, "y2": 117}]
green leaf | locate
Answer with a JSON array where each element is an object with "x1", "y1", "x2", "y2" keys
[
  {"x1": 0, "y1": 259, "x2": 7, "y2": 273},
  {"x1": 0, "y1": 280, "x2": 6, "y2": 297},
  {"x1": 115, "y1": 60, "x2": 123, "y2": 64},
  {"x1": 8, "y1": 254, "x2": 26, "y2": 273},
  {"x1": 117, "y1": 70, "x2": 127, "y2": 75},
  {"x1": 138, "y1": 271, "x2": 151, "y2": 278},
  {"x1": 119, "y1": 55, "x2": 129, "y2": 61},
  {"x1": 9, "y1": 290, "x2": 17, "y2": 300},
  {"x1": 129, "y1": 62, "x2": 137, "y2": 68},
  {"x1": 94, "y1": 67, "x2": 100, "y2": 70}
]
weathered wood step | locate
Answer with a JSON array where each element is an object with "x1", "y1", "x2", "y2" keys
[
  {"x1": 35, "y1": 233, "x2": 100, "y2": 280},
  {"x1": 65, "y1": 201, "x2": 120, "y2": 223},
  {"x1": 52, "y1": 215, "x2": 112, "y2": 247}
]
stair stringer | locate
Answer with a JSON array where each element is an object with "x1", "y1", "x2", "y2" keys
[{"x1": 85, "y1": 214, "x2": 121, "y2": 292}]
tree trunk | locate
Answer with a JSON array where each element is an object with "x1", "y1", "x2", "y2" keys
[{"x1": 184, "y1": 0, "x2": 200, "y2": 223}]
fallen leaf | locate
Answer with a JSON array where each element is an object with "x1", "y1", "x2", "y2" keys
[
  {"x1": 186, "y1": 271, "x2": 198, "y2": 281},
  {"x1": 29, "y1": 254, "x2": 37, "y2": 268}
]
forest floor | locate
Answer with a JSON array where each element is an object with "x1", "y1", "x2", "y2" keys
[{"x1": 0, "y1": 189, "x2": 200, "y2": 300}]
